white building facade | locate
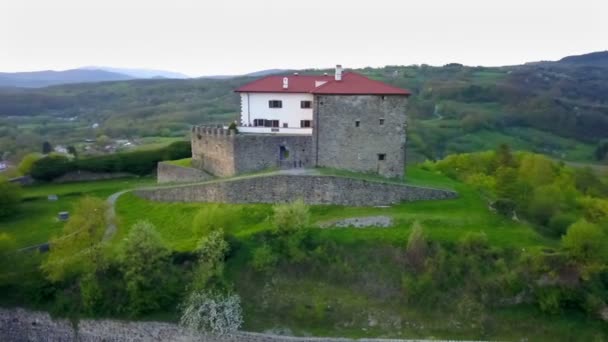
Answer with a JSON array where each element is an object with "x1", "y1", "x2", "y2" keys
[{"x1": 239, "y1": 92, "x2": 314, "y2": 135}]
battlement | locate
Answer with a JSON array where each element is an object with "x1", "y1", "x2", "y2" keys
[{"x1": 191, "y1": 125, "x2": 235, "y2": 137}]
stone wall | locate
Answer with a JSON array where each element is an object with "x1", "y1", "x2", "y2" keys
[
  {"x1": 191, "y1": 126, "x2": 237, "y2": 177},
  {"x1": 52, "y1": 170, "x2": 136, "y2": 183},
  {"x1": 191, "y1": 126, "x2": 313, "y2": 177},
  {"x1": 312, "y1": 95, "x2": 408, "y2": 179},
  {"x1": 0, "y1": 307, "x2": 485, "y2": 342},
  {"x1": 135, "y1": 174, "x2": 456, "y2": 206},
  {"x1": 234, "y1": 134, "x2": 312, "y2": 173},
  {"x1": 157, "y1": 162, "x2": 214, "y2": 184}
]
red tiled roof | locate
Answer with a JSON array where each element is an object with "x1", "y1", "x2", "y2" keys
[
  {"x1": 235, "y1": 75, "x2": 334, "y2": 93},
  {"x1": 235, "y1": 72, "x2": 411, "y2": 96}
]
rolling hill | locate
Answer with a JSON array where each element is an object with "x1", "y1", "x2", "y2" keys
[
  {"x1": 0, "y1": 69, "x2": 134, "y2": 88},
  {"x1": 0, "y1": 52, "x2": 607, "y2": 163}
]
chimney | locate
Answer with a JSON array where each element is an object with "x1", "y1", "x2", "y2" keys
[
  {"x1": 282, "y1": 77, "x2": 288, "y2": 89},
  {"x1": 293, "y1": 72, "x2": 299, "y2": 76},
  {"x1": 335, "y1": 64, "x2": 342, "y2": 81}
]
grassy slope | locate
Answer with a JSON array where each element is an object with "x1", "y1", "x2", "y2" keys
[
  {"x1": 113, "y1": 167, "x2": 595, "y2": 340},
  {"x1": 0, "y1": 166, "x2": 602, "y2": 339},
  {"x1": 0, "y1": 177, "x2": 154, "y2": 248},
  {"x1": 115, "y1": 166, "x2": 552, "y2": 251}
]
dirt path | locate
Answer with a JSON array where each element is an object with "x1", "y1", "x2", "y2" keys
[{"x1": 103, "y1": 190, "x2": 129, "y2": 242}]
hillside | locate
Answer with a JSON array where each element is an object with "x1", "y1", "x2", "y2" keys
[
  {"x1": 0, "y1": 53, "x2": 607, "y2": 162},
  {"x1": 557, "y1": 51, "x2": 608, "y2": 68},
  {"x1": 80, "y1": 66, "x2": 190, "y2": 79},
  {"x1": 0, "y1": 69, "x2": 134, "y2": 88}
]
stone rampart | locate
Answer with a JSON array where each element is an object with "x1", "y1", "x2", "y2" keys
[
  {"x1": 191, "y1": 126, "x2": 313, "y2": 177},
  {"x1": 135, "y1": 174, "x2": 456, "y2": 206}
]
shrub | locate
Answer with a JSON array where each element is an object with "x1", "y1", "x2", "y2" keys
[
  {"x1": 180, "y1": 290, "x2": 243, "y2": 336},
  {"x1": 562, "y1": 220, "x2": 605, "y2": 263},
  {"x1": 251, "y1": 244, "x2": 278, "y2": 272},
  {"x1": 120, "y1": 221, "x2": 174, "y2": 316},
  {"x1": 272, "y1": 199, "x2": 309, "y2": 234},
  {"x1": 0, "y1": 178, "x2": 21, "y2": 218},
  {"x1": 492, "y1": 198, "x2": 516, "y2": 217},
  {"x1": 405, "y1": 222, "x2": 428, "y2": 274},
  {"x1": 30, "y1": 154, "x2": 73, "y2": 181},
  {"x1": 548, "y1": 212, "x2": 577, "y2": 237},
  {"x1": 31, "y1": 141, "x2": 191, "y2": 180},
  {"x1": 17, "y1": 152, "x2": 43, "y2": 175},
  {"x1": 458, "y1": 232, "x2": 490, "y2": 256},
  {"x1": 537, "y1": 287, "x2": 563, "y2": 314},
  {"x1": 191, "y1": 229, "x2": 230, "y2": 291}
]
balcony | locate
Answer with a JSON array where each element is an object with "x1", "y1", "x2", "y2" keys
[{"x1": 237, "y1": 126, "x2": 312, "y2": 135}]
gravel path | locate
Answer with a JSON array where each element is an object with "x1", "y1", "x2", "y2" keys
[{"x1": 319, "y1": 216, "x2": 393, "y2": 228}]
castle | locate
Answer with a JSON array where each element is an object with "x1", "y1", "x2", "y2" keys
[{"x1": 191, "y1": 65, "x2": 411, "y2": 178}]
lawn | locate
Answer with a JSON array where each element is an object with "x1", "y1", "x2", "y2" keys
[
  {"x1": 0, "y1": 177, "x2": 155, "y2": 248},
  {"x1": 115, "y1": 166, "x2": 553, "y2": 251},
  {"x1": 163, "y1": 157, "x2": 192, "y2": 168}
]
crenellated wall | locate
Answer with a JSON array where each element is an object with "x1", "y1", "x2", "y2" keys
[
  {"x1": 191, "y1": 126, "x2": 237, "y2": 177},
  {"x1": 191, "y1": 126, "x2": 312, "y2": 177}
]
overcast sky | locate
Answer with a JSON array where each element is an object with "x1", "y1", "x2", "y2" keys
[{"x1": 1, "y1": 0, "x2": 606, "y2": 77}]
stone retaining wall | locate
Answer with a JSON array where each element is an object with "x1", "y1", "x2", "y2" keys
[
  {"x1": 0, "y1": 308, "x2": 486, "y2": 342},
  {"x1": 135, "y1": 175, "x2": 456, "y2": 206},
  {"x1": 157, "y1": 162, "x2": 214, "y2": 184},
  {"x1": 53, "y1": 170, "x2": 136, "y2": 183}
]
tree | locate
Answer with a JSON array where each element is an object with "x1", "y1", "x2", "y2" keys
[
  {"x1": 42, "y1": 141, "x2": 53, "y2": 154},
  {"x1": 180, "y1": 290, "x2": 243, "y2": 336},
  {"x1": 594, "y1": 140, "x2": 608, "y2": 161},
  {"x1": 41, "y1": 197, "x2": 108, "y2": 282},
  {"x1": 96, "y1": 135, "x2": 111, "y2": 149},
  {"x1": 494, "y1": 166, "x2": 519, "y2": 200},
  {"x1": 0, "y1": 178, "x2": 21, "y2": 218},
  {"x1": 518, "y1": 154, "x2": 557, "y2": 187},
  {"x1": 17, "y1": 153, "x2": 43, "y2": 175},
  {"x1": 405, "y1": 221, "x2": 428, "y2": 274},
  {"x1": 272, "y1": 199, "x2": 309, "y2": 234},
  {"x1": 120, "y1": 220, "x2": 173, "y2": 315},
  {"x1": 562, "y1": 220, "x2": 605, "y2": 262},
  {"x1": 191, "y1": 229, "x2": 229, "y2": 291},
  {"x1": 30, "y1": 154, "x2": 72, "y2": 181},
  {"x1": 495, "y1": 144, "x2": 515, "y2": 169},
  {"x1": 0, "y1": 233, "x2": 18, "y2": 285},
  {"x1": 67, "y1": 145, "x2": 78, "y2": 158}
]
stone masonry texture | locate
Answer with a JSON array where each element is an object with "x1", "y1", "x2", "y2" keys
[
  {"x1": 0, "y1": 307, "x2": 487, "y2": 342},
  {"x1": 135, "y1": 175, "x2": 456, "y2": 206},
  {"x1": 191, "y1": 127, "x2": 312, "y2": 177},
  {"x1": 157, "y1": 162, "x2": 214, "y2": 184},
  {"x1": 312, "y1": 95, "x2": 408, "y2": 178}
]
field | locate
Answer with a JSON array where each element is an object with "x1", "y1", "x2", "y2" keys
[{"x1": 0, "y1": 177, "x2": 154, "y2": 248}]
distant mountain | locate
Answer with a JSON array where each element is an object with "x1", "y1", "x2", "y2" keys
[
  {"x1": 0, "y1": 69, "x2": 133, "y2": 88},
  {"x1": 80, "y1": 66, "x2": 190, "y2": 79},
  {"x1": 245, "y1": 69, "x2": 290, "y2": 77},
  {"x1": 199, "y1": 69, "x2": 290, "y2": 79},
  {"x1": 557, "y1": 51, "x2": 608, "y2": 68}
]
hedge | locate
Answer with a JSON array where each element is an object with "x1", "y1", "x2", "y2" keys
[{"x1": 30, "y1": 141, "x2": 191, "y2": 181}]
